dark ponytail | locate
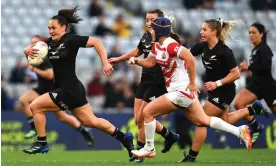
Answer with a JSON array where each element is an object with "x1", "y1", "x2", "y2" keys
[
  {"x1": 169, "y1": 32, "x2": 181, "y2": 44},
  {"x1": 251, "y1": 22, "x2": 267, "y2": 43},
  {"x1": 51, "y1": 6, "x2": 82, "y2": 30}
]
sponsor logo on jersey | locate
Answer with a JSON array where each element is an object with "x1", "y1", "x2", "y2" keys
[
  {"x1": 50, "y1": 51, "x2": 58, "y2": 55},
  {"x1": 49, "y1": 56, "x2": 59, "y2": 59},
  {"x1": 252, "y1": 50, "x2": 257, "y2": 55},
  {"x1": 144, "y1": 45, "x2": 151, "y2": 48},
  {"x1": 210, "y1": 55, "x2": 217, "y2": 60},
  {"x1": 203, "y1": 60, "x2": 211, "y2": 65},
  {"x1": 58, "y1": 43, "x2": 65, "y2": 49},
  {"x1": 161, "y1": 53, "x2": 166, "y2": 60}
]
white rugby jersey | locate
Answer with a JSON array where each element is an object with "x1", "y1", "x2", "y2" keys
[{"x1": 150, "y1": 37, "x2": 190, "y2": 91}]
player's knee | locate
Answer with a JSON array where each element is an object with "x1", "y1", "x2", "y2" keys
[
  {"x1": 57, "y1": 114, "x2": 67, "y2": 122},
  {"x1": 271, "y1": 106, "x2": 276, "y2": 115},
  {"x1": 143, "y1": 109, "x2": 151, "y2": 120},
  {"x1": 19, "y1": 96, "x2": 28, "y2": 107},
  {"x1": 137, "y1": 119, "x2": 144, "y2": 129},
  {"x1": 233, "y1": 101, "x2": 241, "y2": 110},
  {"x1": 233, "y1": 101, "x2": 244, "y2": 110},
  {"x1": 29, "y1": 102, "x2": 41, "y2": 114},
  {"x1": 195, "y1": 118, "x2": 209, "y2": 127}
]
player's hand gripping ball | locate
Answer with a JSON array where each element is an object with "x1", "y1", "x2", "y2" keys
[{"x1": 28, "y1": 41, "x2": 48, "y2": 66}]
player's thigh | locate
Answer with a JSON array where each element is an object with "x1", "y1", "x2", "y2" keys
[
  {"x1": 233, "y1": 88, "x2": 258, "y2": 108},
  {"x1": 263, "y1": 84, "x2": 276, "y2": 108},
  {"x1": 20, "y1": 90, "x2": 40, "y2": 104},
  {"x1": 203, "y1": 100, "x2": 224, "y2": 117},
  {"x1": 185, "y1": 99, "x2": 210, "y2": 127},
  {"x1": 30, "y1": 93, "x2": 61, "y2": 113},
  {"x1": 72, "y1": 104, "x2": 97, "y2": 125},
  {"x1": 143, "y1": 95, "x2": 177, "y2": 118}
]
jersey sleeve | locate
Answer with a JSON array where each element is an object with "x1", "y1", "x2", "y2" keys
[
  {"x1": 167, "y1": 42, "x2": 183, "y2": 58},
  {"x1": 137, "y1": 39, "x2": 143, "y2": 51},
  {"x1": 67, "y1": 35, "x2": 89, "y2": 48},
  {"x1": 190, "y1": 43, "x2": 205, "y2": 56},
  {"x1": 221, "y1": 48, "x2": 237, "y2": 70}
]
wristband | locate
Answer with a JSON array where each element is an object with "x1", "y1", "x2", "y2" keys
[{"x1": 215, "y1": 80, "x2": 222, "y2": 87}]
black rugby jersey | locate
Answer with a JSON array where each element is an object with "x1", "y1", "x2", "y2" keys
[
  {"x1": 191, "y1": 40, "x2": 237, "y2": 88},
  {"x1": 137, "y1": 31, "x2": 164, "y2": 85},
  {"x1": 46, "y1": 33, "x2": 89, "y2": 88},
  {"x1": 248, "y1": 41, "x2": 275, "y2": 85},
  {"x1": 36, "y1": 58, "x2": 54, "y2": 88}
]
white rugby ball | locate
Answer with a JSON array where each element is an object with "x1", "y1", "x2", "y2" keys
[{"x1": 28, "y1": 41, "x2": 48, "y2": 66}]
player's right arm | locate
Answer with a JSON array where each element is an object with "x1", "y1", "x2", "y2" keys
[
  {"x1": 108, "y1": 48, "x2": 142, "y2": 64},
  {"x1": 86, "y1": 37, "x2": 113, "y2": 76}
]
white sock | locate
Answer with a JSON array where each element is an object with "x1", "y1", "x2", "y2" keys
[
  {"x1": 210, "y1": 117, "x2": 240, "y2": 137},
  {"x1": 144, "y1": 119, "x2": 156, "y2": 149}
]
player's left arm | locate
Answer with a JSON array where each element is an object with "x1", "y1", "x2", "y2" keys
[
  {"x1": 204, "y1": 49, "x2": 240, "y2": 91},
  {"x1": 86, "y1": 37, "x2": 113, "y2": 76},
  {"x1": 220, "y1": 66, "x2": 240, "y2": 85},
  {"x1": 220, "y1": 49, "x2": 240, "y2": 85},
  {"x1": 135, "y1": 54, "x2": 157, "y2": 68}
]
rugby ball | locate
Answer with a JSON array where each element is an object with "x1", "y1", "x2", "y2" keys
[{"x1": 28, "y1": 41, "x2": 48, "y2": 66}]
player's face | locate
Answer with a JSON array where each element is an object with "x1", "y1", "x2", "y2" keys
[
  {"x1": 31, "y1": 37, "x2": 40, "y2": 44},
  {"x1": 200, "y1": 23, "x2": 215, "y2": 42},
  {"x1": 248, "y1": 26, "x2": 263, "y2": 45},
  {"x1": 146, "y1": 13, "x2": 158, "y2": 30},
  {"x1": 48, "y1": 19, "x2": 66, "y2": 41}
]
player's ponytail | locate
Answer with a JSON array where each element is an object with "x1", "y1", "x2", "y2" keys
[
  {"x1": 57, "y1": 6, "x2": 83, "y2": 24},
  {"x1": 51, "y1": 6, "x2": 82, "y2": 31},
  {"x1": 169, "y1": 32, "x2": 181, "y2": 44},
  {"x1": 204, "y1": 18, "x2": 242, "y2": 43},
  {"x1": 251, "y1": 22, "x2": 267, "y2": 43},
  {"x1": 165, "y1": 12, "x2": 181, "y2": 44}
]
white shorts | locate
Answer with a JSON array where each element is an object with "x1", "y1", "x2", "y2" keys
[{"x1": 165, "y1": 89, "x2": 196, "y2": 108}]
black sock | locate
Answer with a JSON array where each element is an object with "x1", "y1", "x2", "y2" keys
[
  {"x1": 37, "y1": 136, "x2": 47, "y2": 146},
  {"x1": 157, "y1": 126, "x2": 170, "y2": 139},
  {"x1": 111, "y1": 128, "x2": 125, "y2": 143},
  {"x1": 77, "y1": 124, "x2": 87, "y2": 134},
  {"x1": 248, "y1": 118, "x2": 259, "y2": 130},
  {"x1": 137, "y1": 141, "x2": 145, "y2": 150},
  {"x1": 77, "y1": 124, "x2": 91, "y2": 139},
  {"x1": 248, "y1": 106, "x2": 255, "y2": 116},
  {"x1": 188, "y1": 149, "x2": 198, "y2": 158},
  {"x1": 27, "y1": 116, "x2": 35, "y2": 130}
]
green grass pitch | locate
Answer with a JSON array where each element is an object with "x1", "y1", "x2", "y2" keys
[{"x1": 2, "y1": 149, "x2": 276, "y2": 166}]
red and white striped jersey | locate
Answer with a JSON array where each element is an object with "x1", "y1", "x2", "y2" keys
[{"x1": 150, "y1": 37, "x2": 190, "y2": 91}]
